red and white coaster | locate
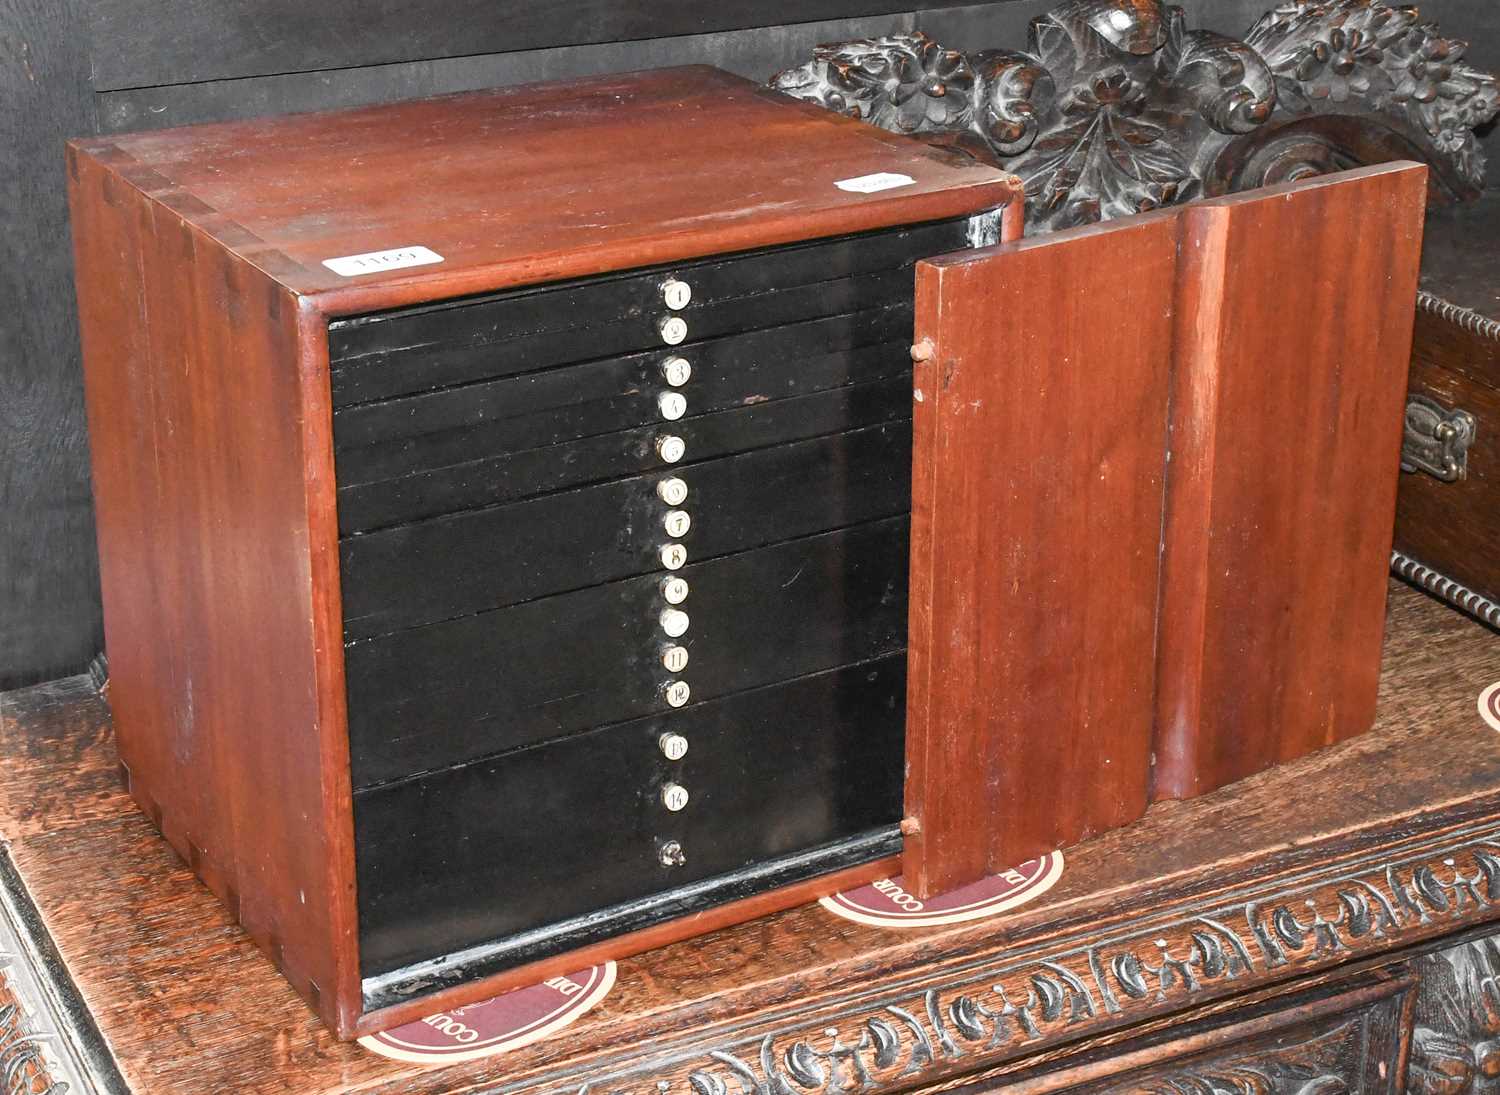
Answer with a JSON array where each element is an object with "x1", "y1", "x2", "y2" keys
[
  {"x1": 358, "y1": 962, "x2": 616, "y2": 1064},
  {"x1": 820, "y1": 852, "x2": 1063, "y2": 928},
  {"x1": 1481, "y1": 682, "x2": 1500, "y2": 733}
]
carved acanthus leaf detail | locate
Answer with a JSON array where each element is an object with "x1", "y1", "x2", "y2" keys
[
  {"x1": 1410, "y1": 935, "x2": 1500, "y2": 1094},
  {"x1": 1246, "y1": 0, "x2": 1500, "y2": 190},
  {"x1": 768, "y1": 0, "x2": 1498, "y2": 233}
]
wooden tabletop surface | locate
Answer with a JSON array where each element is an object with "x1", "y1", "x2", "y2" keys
[{"x1": 2, "y1": 581, "x2": 1499, "y2": 1093}]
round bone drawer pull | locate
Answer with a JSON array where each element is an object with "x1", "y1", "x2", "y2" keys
[
  {"x1": 661, "y1": 783, "x2": 690, "y2": 811},
  {"x1": 659, "y1": 543, "x2": 687, "y2": 570},
  {"x1": 659, "y1": 316, "x2": 688, "y2": 345},
  {"x1": 656, "y1": 477, "x2": 688, "y2": 505},
  {"x1": 663, "y1": 509, "x2": 691, "y2": 538},
  {"x1": 659, "y1": 732, "x2": 689, "y2": 760},
  {"x1": 661, "y1": 280, "x2": 692, "y2": 310},
  {"x1": 661, "y1": 576, "x2": 689, "y2": 604},
  {"x1": 658, "y1": 391, "x2": 687, "y2": 421},
  {"x1": 659, "y1": 607, "x2": 690, "y2": 637},
  {"x1": 661, "y1": 356, "x2": 692, "y2": 387},
  {"x1": 656, "y1": 435, "x2": 686, "y2": 464},
  {"x1": 661, "y1": 645, "x2": 689, "y2": 673},
  {"x1": 663, "y1": 680, "x2": 691, "y2": 708}
]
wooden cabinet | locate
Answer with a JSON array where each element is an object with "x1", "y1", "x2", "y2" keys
[
  {"x1": 66, "y1": 65, "x2": 1020, "y2": 1036},
  {"x1": 65, "y1": 62, "x2": 1429, "y2": 1038}
]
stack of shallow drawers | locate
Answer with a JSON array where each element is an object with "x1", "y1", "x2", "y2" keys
[{"x1": 331, "y1": 218, "x2": 974, "y2": 984}]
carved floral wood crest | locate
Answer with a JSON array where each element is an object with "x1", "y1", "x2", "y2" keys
[{"x1": 770, "y1": 0, "x2": 1500, "y2": 233}]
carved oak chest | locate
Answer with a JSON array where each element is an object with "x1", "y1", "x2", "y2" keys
[
  {"x1": 66, "y1": 66, "x2": 1020, "y2": 1037},
  {"x1": 1394, "y1": 192, "x2": 1500, "y2": 631}
]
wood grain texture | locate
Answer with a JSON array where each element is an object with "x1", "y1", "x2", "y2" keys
[
  {"x1": 68, "y1": 67, "x2": 1017, "y2": 313},
  {"x1": 1, "y1": 583, "x2": 1498, "y2": 1093},
  {"x1": 1152, "y1": 162, "x2": 1430, "y2": 800},
  {"x1": 66, "y1": 148, "x2": 360, "y2": 1033},
  {"x1": 904, "y1": 212, "x2": 1179, "y2": 896}
]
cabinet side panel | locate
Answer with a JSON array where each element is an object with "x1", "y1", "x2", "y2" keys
[
  {"x1": 67, "y1": 146, "x2": 356, "y2": 1032},
  {"x1": 904, "y1": 216, "x2": 1177, "y2": 897},
  {"x1": 1153, "y1": 162, "x2": 1429, "y2": 799}
]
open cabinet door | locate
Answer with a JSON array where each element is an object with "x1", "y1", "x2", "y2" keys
[
  {"x1": 1152, "y1": 163, "x2": 1428, "y2": 799},
  {"x1": 904, "y1": 162, "x2": 1428, "y2": 899},
  {"x1": 903, "y1": 211, "x2": 1181, "y2": 898}
]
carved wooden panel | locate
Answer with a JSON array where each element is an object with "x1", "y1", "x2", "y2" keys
[
  {"x1": 1409, "y1": 934, "x2": 1500, "y2": 1094},
  {"x1": 1033, "y1": 971, "x2": 1415, "y2": 1093},
  {"x1": 770, "y1": 0, "x2": 1500, "y2": 234}
]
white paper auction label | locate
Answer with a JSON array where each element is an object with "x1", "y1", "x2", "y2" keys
[
  {"x1": 358, "y1": 963, "x2": 615, "y2": 1064},
  {"x1": 821, "y1": 853, "x2": 1063, "y2": 928},
  {"x1": 1480, "y1": 682, "x2": 1500, "y2": 733},
  {"x1": 834, "y1": 172, "x2": 916, "y2": 194},
  {"x1": 322, "y1": 245, "x2": 444, "y2": 277}
]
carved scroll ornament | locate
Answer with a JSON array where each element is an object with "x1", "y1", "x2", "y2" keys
[{"x1": 770, "y1": 1, "x2": 1499, "y2": 233}]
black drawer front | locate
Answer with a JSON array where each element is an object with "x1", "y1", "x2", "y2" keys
[
  {"x1": 353, "y1": 654, "x2": 906, "y2": 977},
  {"x1": 333, "y1": 303, "x2": 912, "y2": 491},
  {"x1": 340, "y1": 422, "x2": 912, "y2": 640},
  {"x1": 327, "y1": 218, "x2": 968, "y2": 406},
  {"x1": 346, "y1": 516, "x2": 909, "y2": 788},
  {"x1": 337, "y1": 375, "x2": 910, "y2": 534}
]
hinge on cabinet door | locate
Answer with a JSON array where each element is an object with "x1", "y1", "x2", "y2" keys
[{"x1": 1401, "y1": 394, "x2": 1477, "y2": 482}]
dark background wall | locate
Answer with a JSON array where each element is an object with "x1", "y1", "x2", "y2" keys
[{"x1": 1, "y1": 0, "x2": 1496, "y2": 688}]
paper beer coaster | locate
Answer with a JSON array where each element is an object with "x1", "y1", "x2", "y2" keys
[
  {"x1": 358, "y1": 962, "x2": 616, "y2": 1063},
  {"x1": 820, "y1": 853, "x2": 1064, "y2": 928},
  {"x1": 1481, "y1": 682, "x2": 1500, "y2": 733}
]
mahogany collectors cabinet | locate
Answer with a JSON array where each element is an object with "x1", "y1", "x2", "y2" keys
[{"x1": 67, "y1": 66, "x2": 1426, "y2": 1038}]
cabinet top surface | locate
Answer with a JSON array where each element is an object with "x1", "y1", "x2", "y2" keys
[{"x1": 68, "y1": 66, "x2": 1017, "y2": 312}]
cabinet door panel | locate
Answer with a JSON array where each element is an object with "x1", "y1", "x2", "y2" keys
[{"x1": 904, "y1": 213, "x2": 1177, "y2": 895}]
